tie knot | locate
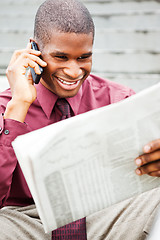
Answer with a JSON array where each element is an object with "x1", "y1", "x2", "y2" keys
[{"x1": 56, "y1": 98, "x2": 71, "y2": 120}]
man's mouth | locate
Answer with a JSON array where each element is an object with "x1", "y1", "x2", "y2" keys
[
  {"x1": 54, "y1": 76, "x2": 83, "y2": 91},
  {"x1": 57, "y1": 77, "x2": 80, "y2": 86}
]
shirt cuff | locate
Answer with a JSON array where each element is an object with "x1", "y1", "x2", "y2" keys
[{"x1": 0, "y1": 114, "x2": 30, "y2": 146}]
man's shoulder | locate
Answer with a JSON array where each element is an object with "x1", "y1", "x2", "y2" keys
[
  {"x1": 86, "y1": 74, "x2": 133, "y2": 92},
  {"x1": 85, "y1": 74, "x2": 135, "y2": 103}
]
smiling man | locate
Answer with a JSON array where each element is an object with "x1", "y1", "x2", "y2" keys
[
  {"x1": 0, "y1": 0, "x2": 160, "y2": 239},
  {"x1": 39, "y1": 31, "x2": 93, "y2": 98}
]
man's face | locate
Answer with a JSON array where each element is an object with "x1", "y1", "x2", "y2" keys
[{"x1": 40, "y1": 31, "x2": 93, "y2": 98}]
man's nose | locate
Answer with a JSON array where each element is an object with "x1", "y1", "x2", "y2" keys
[{"x1": 63, "y1": 61, "x2": 83, "y2": 79}]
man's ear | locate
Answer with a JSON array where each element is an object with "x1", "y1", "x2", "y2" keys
[
  {"x1": 30, "y1": 37, "x2": 38, "y2": 43},
  {"x1": 29, "y1": 38, "x2": 41, "y2": 50},
  {"x1": 29, "y1": 37, "x2": 34, "y2": 43}
]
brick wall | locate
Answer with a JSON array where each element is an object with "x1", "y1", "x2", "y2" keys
[{"x1": 0, "y1": 0, "x2": 160, "y2": 92}]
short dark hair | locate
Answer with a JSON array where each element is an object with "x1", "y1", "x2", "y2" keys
[{"x1": 34, "y1": 0, "x2": 95, "y2": 48}]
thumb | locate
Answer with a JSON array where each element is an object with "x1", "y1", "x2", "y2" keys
[{"x1": 27, "y1": 69, "x2": 34, "y2": 84}]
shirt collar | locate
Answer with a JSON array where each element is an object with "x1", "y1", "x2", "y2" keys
[
  {"x1": 35, "y1": 82, "x2": 58, "y2": 119},
  {"x1": 35, "y1": 82, "x2": 83, "y2": 119}
]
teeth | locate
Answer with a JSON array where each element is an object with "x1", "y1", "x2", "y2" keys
[{"x1": 58, "y1": 77, "x2": 78, "y2": 85}]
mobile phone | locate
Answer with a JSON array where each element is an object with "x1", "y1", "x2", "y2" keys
[{"x1": 30, "y1": 42, "x2": 44, "y2": 84}]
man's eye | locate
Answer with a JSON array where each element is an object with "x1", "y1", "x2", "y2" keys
[
  {"x1": 78, "y1": 55, "x2": 90, "y2": 60},
  {"x1": 55, "y1": 56, "x2": 67, "y2": 60}
]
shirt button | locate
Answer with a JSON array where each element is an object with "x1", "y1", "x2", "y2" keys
[{"x1": 4, "y1": 129, "x2": 9, "y2": 135}]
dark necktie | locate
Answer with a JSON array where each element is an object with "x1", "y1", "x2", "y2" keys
[
  {"x1": 52, "y1": 218, "x2": 86, "y2": 239},
  {"x1": 52, "y1": 99, "x2": 86, "y2": 239},
  {"x1": 56, "y1": 98, "x2": 72, "y2": 120}
]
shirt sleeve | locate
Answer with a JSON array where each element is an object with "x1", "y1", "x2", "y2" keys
[
  {"x1": 0, "y1": 114, "x2": 30, "y2": 207},
  {"x1": 109, "y1": 83, "x2": 136, "y2": 104}
]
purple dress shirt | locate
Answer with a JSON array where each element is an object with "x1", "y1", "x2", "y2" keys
[{"x1": 0, "y1": 74, "x2": 135, "y2": 235}]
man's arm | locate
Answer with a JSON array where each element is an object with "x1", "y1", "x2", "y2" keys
[
  {"x1": 0, "y1": 43, "x2": 47, "y2": 207},
  {"x1": 4, "y1": 42, "x2": 47, "y2": 122},
  {"x1": 135, "y1": 139, "x2": 160, "y2": 177},
  {"x1": 0, "y1": 117, "x2": 30, "y2": 207}
]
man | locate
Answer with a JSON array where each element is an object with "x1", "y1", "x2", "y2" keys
[{"x1": 0, "y1": 0, "x2": 160, "y2": 239}]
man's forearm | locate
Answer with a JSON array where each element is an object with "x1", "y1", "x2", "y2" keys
[{"x1": 4, "y1": 99, "x2": 31, "y2": 123}]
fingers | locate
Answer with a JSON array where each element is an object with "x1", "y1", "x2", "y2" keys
[
  {"x1": 27, "y1": 69, "x2": 34, "y2": 84},
  {"x1": 143, "y1": 139, "x2": 160, "y2": 153},
  {"x1": 9, "y1": 43, "x2": 45, "y2": 66},
  {"x1": 135, "y1": 150, "x2": 160, "y2": 167},
  {"x1": 135, "y1": 160, "x2": 160, "y2": 177},
  {"x1": 148, "y1": 171, "x2": 160, "y2": 177},
  {"x1": 135, "y1": 150, "x2": 160, "y2": 177},
  {"x1": 6, "y1": 48, "x2": 47, "y2": 77},
  {"x1": 134, "y1": 139, "x2": 160, "y2": 177},
  {"x1": 23, "y1": 58, "x2": 41, "y2": 75},
  {"x1": 20, "y1": 52, "x2": 47, "y2": 72},
  {"x1": 27, "y1": 69, "x2": 32, "y2": 79},
  {"x1": 26, "y1": 42, "x2": 32, "y2": 50},
  {"x1": 10, "y1": 48, "x2": 41, "y2": 64}
]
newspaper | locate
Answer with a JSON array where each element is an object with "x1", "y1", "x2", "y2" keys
[{"x1": 12, "y1": 82, "x2": 160, "y2": 233}]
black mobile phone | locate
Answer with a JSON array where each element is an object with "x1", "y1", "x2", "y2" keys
[{"x1": 30, "y1": 42, "x2": 44, "y2": 84}]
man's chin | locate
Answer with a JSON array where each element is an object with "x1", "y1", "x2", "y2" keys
[{"x1": 57, "y1": 89, "x2": 80, "y2": 99}]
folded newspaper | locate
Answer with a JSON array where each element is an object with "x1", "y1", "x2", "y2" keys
[{"x1": 12, "y1": 83, "x2": 160, "y2": 233}]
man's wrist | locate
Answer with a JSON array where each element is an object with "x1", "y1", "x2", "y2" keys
[{"x1": 4, "y1": 99, "x2": 31, "y2": 123}]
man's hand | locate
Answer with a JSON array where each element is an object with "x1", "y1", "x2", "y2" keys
[
  {"x1": 135, "y1": 139, "x2": 160, "y2": 177},
  {"x1": 4, "y1": 43, "x2": 47, "y2": 122}
]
